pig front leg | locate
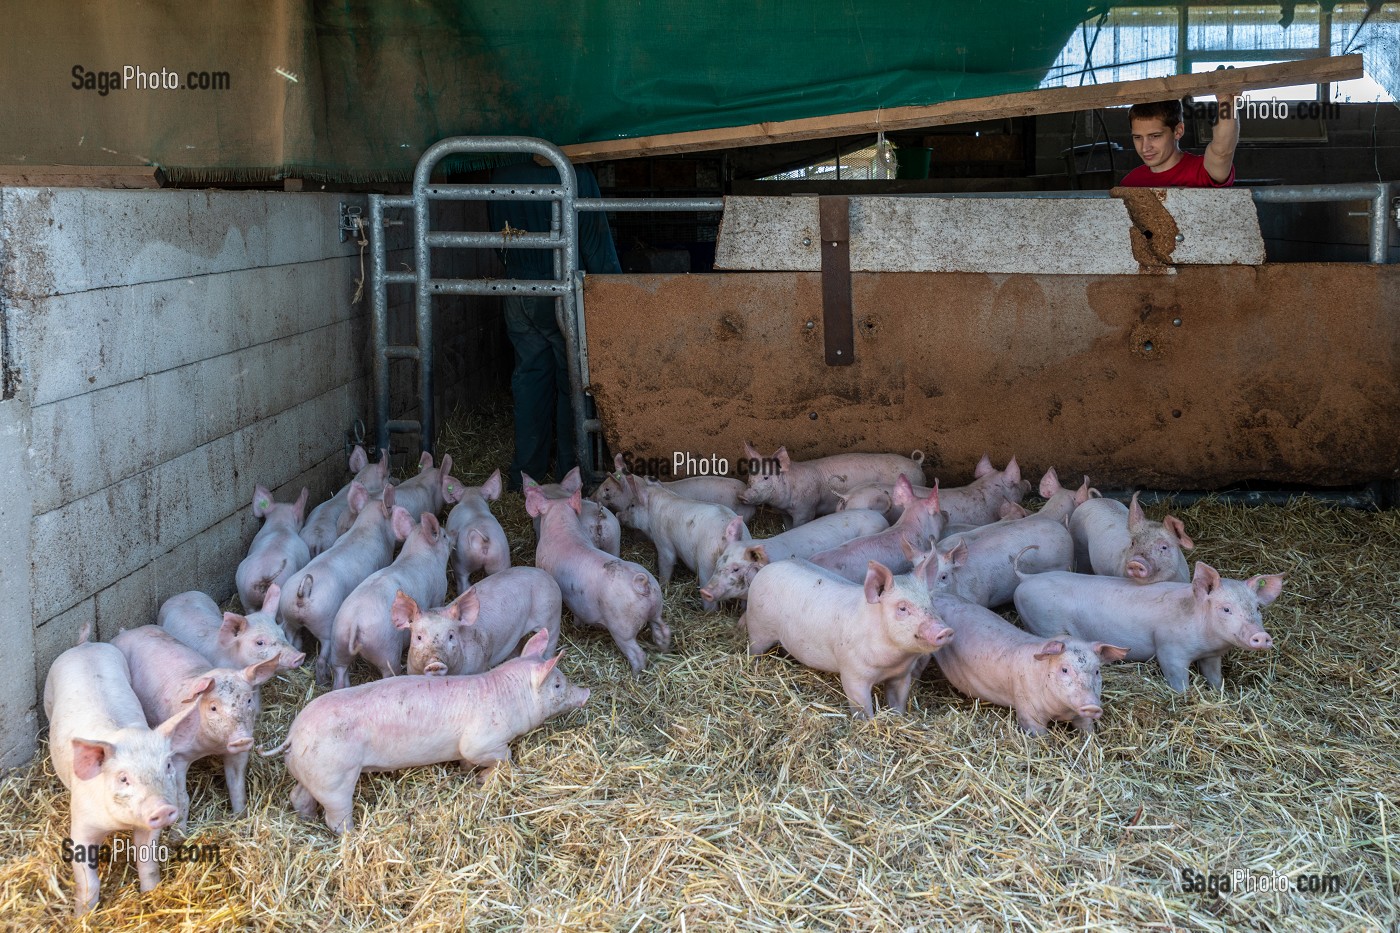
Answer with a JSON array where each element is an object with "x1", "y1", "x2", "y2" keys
[
  {"x1": 461, "y1": 744, "x2": 512, "y2": 785},
  {"x1": 1072, "y1": 714, "x2": 1098, "y2": 735},
  {"x1": 882, "y1": 671, "x2": 914, "y2": 715},
  {"x1": 1157, "y1": 649, "x2": 1194, "y2": 694},
  {"x1": 313, "y1": 639, "x2": 333, "y2": 688},
  {"x1": 67, "y1": 824, "x2": 104, "y2": 916},
  {"x1": 1197, "y1": 655, "x2": 1225, "y2": 691},
  {"x1": 132, "y1": 826, "x2": 163, "y2": 892},
  {"x1": 839, "y1": 671, "x2": 878, "y2": 720},
  {"x1": 224, "y1": 750, "x2": 250, "y2": 816},
  {"x1": 1014, "y1": 709, "x2": 1051, "y2": 737},
  {"x1": 648, "y1": 609, "x2": 672, "y2": 654},
  {"x1": 655, "y1": 542, "x2": 677, "y2": 587},
  {"x1": 171, "y1": 760, "x2": 192, "y2": 839}
]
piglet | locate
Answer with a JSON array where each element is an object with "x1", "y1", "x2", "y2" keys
[
  {"x1": 808, "y1": 476, "x2": 945, "y2": 582},
  {"x1": 328, "y1": 511, "x2": 452, "y2": 689},
  {"x1": 400, "y1": 566, "x2": 562, "y2": 675},
  {"x1": 593, "y1": 453, "x2": 756, "y2": 522},
  {"x1": 44, "y1": 630, "x2": 198, "y2": 915},
  {"x1": 1070, "y1": 491, "x2": 1193, "y2": 583},
  {"x1": 741, "y1": 559, "x2": 953, "y2": 718},
  {"x1": 738, "y1": 442, "x2": 924, "y2": 528},
  {"x1": 279, "y1": 481, "x2": 411, "y2": 683},
  {"x1": 446, "y1": 468, "x2": 511, "y2": 585},
  {"x1": 838, "y1": 455, "x2": 1029, "y2": 528},
  {"x1": 613, "y1": 475, "x2": 747, "y2": 610},
  {"x1": 527, "y1": 486, "x2": 666, "y2": 673},
  {"x1": 263, "y1": 628, "x2": 588, "y2": 834},
  {"x1": 112, "y1": 626, "x2": 280, "y2": 830},
  {"x1": 923, "y1": 594, "x2": 1127, "y2": 735},
  {"x1": 301, "y1": 446, "x2": 390, "y2": 557},
  {"x1": 159, "y1": 589, "x2": 304, "y2": 671},
  {"x1": 1014, "y1": 561, "x2": 1283, "y2": 692},
  {"x1": 236, "y1": 485, "x2": 310, "y2": 613},
  {"x1": 392, "y1": 451, "x2": 466, "y2": 520},
  {"x1": 526, "y1": 469, "x2": 622, "y2": 556},
  {"x1": 699, "y1": 509, "x2": 889, "y2": 606}
]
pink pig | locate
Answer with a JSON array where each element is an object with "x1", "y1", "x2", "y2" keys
[
  {"x1": 301, "y1": 446, "x2": 390, "y2": 557},
  {"x1": 1014, "y1": 562, "x2": 1283, "y2": 693},
  {"x1": 159, "y1": 589, "x2": 304, "y2": 671},
  {"x1": 263, "y1": 629, "x2": 588, "y2": 834},
  {"x1": 446, "y1": 468, "x2": 511, "y2": 585},
  {"x1": 738, "y1": 442, "x2": 924, "y2": 528},
  {"x1": 391, "y1": 451, "x2": 467, "y2": 520},
  {"x1": 592, "y1": 453, "x2": 756, "y2": 523},
  {"x1": 235, "y1": 485, "x2": 310, "y2": 613},
  {"x1": 44, "y1": 630, "x2": 198, "y2": 915},
  {"x1": 1069, "y1": 491, "x2": 1194, "y2": 583},
  {"x1": 526, "y1": 469, "x2": 622, "y2": 556},
  {"x1": 526, "y1": 486, "x2": 667, "y2": 673},
  {"x1": 112, "y1": 626, "x2": 280, "y2": 830},
  {"x1": 398, "y1": 566, "x2": 562, "y2": 675},
  {"x1": 279, "y1": 481, "x2": 411, "y2": 683},
  {"x1": 741, "y1": 559, "x2": 953, "y2": 718},
  {"x1": 328, "y1": 511, "x2": 452, "y2": 689},
  {"x1": 808, "y1": 476, "x2": 946, "y2": 582}
]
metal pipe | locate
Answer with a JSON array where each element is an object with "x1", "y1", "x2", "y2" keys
[
  {"x1": 426, "y1": 280, "x2": 571, "y2": 297},
  {"x1": 423, "y1": 184, "x2": 570, "y2": 201},
  {"x1": 1370, "y1": 183, "x2": 1392, "y2": 265},
  {"x1": 426, "y1": 230, "x2": 566, "y2": 250},
  {"x1": 369, "y1": 195, "x2": 392, "y2": 455},
  {"x1": 577, "y1": 197, "x2": 725, "y2": 211},
  {"x1": 1247, "y1": 182, "x2": 1393, "y2": 202},
  {"x1": 1094, "y1": 487, "x2": 1379, "y2": 510}
]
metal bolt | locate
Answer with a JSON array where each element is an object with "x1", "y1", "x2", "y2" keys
[
  {"x1": 805, "y1": 321, "x2": 815, "y2": 330},
  {"x1": 836, "y1": 349, "x2": 843, "y2": 355},
  {"x1": 830, "y1": 241, "x2": 838, "y2": 247},
  {"x1": 809, "y1": 412, "x2": 818, "y2": 420},
  {"x1": 1172, "y1": 318, "x2": 1182, "y2": 327},
  {"x1": 1175, "y1": 233, "x2": 1185, "y2": 242},
  {"x1": 1143, "y1": 341, "x2": 1154, "y2": 352},
  {"x1": 802, "y1": 237, "x2": 812, "y2": 246}
]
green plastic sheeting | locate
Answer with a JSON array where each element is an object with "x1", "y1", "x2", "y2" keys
[{"x1": 2, "y1": 0, "x2": 1093, "y2": 182}]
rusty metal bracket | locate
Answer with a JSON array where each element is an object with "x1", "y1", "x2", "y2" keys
[{"x1": 819, "y1": 196, "x2": 854, "y2": 365}]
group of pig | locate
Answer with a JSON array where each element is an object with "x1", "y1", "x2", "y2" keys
[{"x1": 43, "y1": 441, "x2": 1285, "y2": 914}]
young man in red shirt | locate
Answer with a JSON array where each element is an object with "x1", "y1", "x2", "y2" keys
[{"x1": 1121, "y1": 93, "x2": 1240, "y2": 187}]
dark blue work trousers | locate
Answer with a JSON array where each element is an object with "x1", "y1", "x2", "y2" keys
[{"x1": 504, "y1": 295, "x2": 575, "y2": 490}]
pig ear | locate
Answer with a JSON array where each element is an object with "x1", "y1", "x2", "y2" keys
[
  {"x1": 1004, "y1": 456, "x2": 1021, "y2": 485},
  {"x1": 1127, "y1": 492, "x2": 1146, "y2": 532},
  {"x1": 1191, "y1": 562, "x2": 1222, "y2": 599},
  {"x1": 71, "y1": 738, "x2": 115, "y2": 780},
  {"x1": 724, "y1": 516, "x2": 747, "y2": 543},
  {"x1": 744, "y1": 545, "x2": 769, "y2": 566},
  {"x1": 243, "y1": 656, "x2": 281, "y2": 687},
  {"x1": 481, "y1": 469, "x2": 503, "y2": 502},
  {"x1": 418, "y1": 451, "x2": 435, "y2": 470},
  {"x1": 421, "y1": 512, "x2": 442, "y2": 538},
  {"x1": 252, "y1": 485, "x2": 273, "y2": 518},
  {"x1": 391, "y1": 591, "x2": 420, "y2": 631},
  {"x1": 1033, "y1": 640, "x2": 1067, "y2": 661},
  {"x1": 566, "y1": 488, "x2": 583, "y2": 516},
  {"x1": 522, "y1": 627, "x2": 552, "y2": 659},
  {"x1": 998, "y1": 501, "x2": 1028, "y2": 520},
  {"x1": 1038, "y1": 467, "x2": 1061, "y2": 499},
  {"x1": 1075, "y1": 479, "x2": 1093, "y2": 506},
  {"x1": 560, "y1": 466, "x2": 583, "y2": 494},
  {"x1": 441, "y1": 475, "x2": 463, "y2": 505},
  {"x1": 530, "y1": 653, "x2": 563, "y2": 688},
  {"x1": 892, "y1": 474, "x2": 916, "y2": 506},
  {"x1": 524, "y1": 485, "x2": 547, "y2": 518},
  {"x1": 181, "y1": 676, "x2": 215, "y2": 704},
  {"x1": 613, "y1": 452, "x2": 627, "y2": 473},
  {"x1": 294, "y1": 487, "x2": 310, "y2": 522},
  {"x1": 1164, "y1": 515, "x2": 1194, "y2": 550},
  {"x1": 521, "y1": 472, "x2": 539, "y2": 491},
  {"x1": 1248, "y1": 574, "x2": 1285, "y2": 606},
  {"x1": 155, "y1": 702, "x2": 203, "y2": 747},
  {"x1": 775, "y1": 447, "x2": 791, "y2": 472},
  {"x1": 742, "y1": 441, "x2": 762, "y2": 461},
  {"x1": 944, "y1": 540, "x2": 969, "y2": 567},
  {"x1": 439, "y1": 453, "x2": 453, "y2": 477},
  {"x1": 451, "y1": 588, "x2": 481, "y2": 626},
  {"x1": 348, "y1": 481, "x2": 370, "y2": 515},
  {"x1": 260, "y1": 584, "x2": 281, "y2": 614},
  {"x1": 1093, "y1": 642, "x2": 1130, "y2": 663},
  {"x1": 862, "y1": 561, "x2": 895, "y2": 604},
  {"x1": 376, "y1": 449, "x2": 390, "y2": 477},
  {"x1": 832, "y1": 489, "x2": 849, "y2": 509},
  {"x1": 349, "y1": 446, "x2": 369, "y2": 473},
  {"x1": 221, "y1": 613, "x2": 249, "y2": 638},
  {"x1": 900, "y1": 536, "x2": 918, "y2": 562},
  {"x1": 974, "y1": 454, "x2": 994, "y2": 478},
  {"x1": 390, "y1": 506, "x2": 415, "y2": 542},
  {"x1": 381, "y1": 483, "x2": 398, "y2": 511},
  {"x1": 624, "y1": 474, "x2": 642, "y2": 499},
  {"x1": 925, "y1": 479, "x2": 940, "y2": 513}
]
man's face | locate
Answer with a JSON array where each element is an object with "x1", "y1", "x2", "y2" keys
[{"x1": 1131, "y1": 117, "x2": 1184, "y2": 169}]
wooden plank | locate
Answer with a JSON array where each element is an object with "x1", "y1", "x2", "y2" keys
[
  {"x1": 0, "y1": 165, "x2": 165, "y2": 188},
  {"x1": 562, "y1": 55, "x2": 1363, "y2": 162}
]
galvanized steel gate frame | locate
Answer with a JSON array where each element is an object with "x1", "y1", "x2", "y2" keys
[
  {"x1": 367, "y1": 136, "x2": 721, "y2": 482},
  {"x1": 368, "y1": 136, "x2": 1395, "y2": 482}
]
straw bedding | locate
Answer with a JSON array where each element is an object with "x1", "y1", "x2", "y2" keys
[{"x1": 1, "y1": 402, "x2": 1396, "y2": 931}]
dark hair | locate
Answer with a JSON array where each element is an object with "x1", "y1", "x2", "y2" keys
[{"x1": 1128, "y1": 99, "x2": 1184, "y2": 129}]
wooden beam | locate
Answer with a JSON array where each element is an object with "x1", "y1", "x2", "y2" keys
[
  {"x1": 0, "y1": 165, "x2": 165, "y2": 188},
  {"x1": 561, "y1": 55, "x2": 1363, "y2": 163}
]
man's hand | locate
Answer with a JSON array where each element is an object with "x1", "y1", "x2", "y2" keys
[{"x1": 1204, "y1": 91, "x2": 1241, "y2": 184}]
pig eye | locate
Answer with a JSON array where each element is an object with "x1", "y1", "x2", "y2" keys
[
  {"x1": 210, "y1": 703, "x2": 219, "y2": 713},
  {"x1": 415, "y1": 635, "x2": 423, "y2": 642},
  {"x1": 120, "y1": 773, "x2": 130, "y2": 785},
  {"x1": 1222, "y1": 606, "x2": 1231, "y2": 614},
  {"x1": 447, "y1": 633, "x2": 455, "y2": 642},
  {"x1": 256, "y1": 639, "x2": 266, "y2": 647}
]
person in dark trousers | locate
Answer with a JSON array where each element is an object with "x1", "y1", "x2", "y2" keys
[{"x1": 487, "y1": 160, "x2": 621, "y2": 492}]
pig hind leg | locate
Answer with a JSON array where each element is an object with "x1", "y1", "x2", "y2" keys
[
  {"x1": 290, "y1": 781, "x2": 319, "y2": 820},
  {"x1": 610, "y1": 633, "x2": 648, "y2": 674},
  {"x1": 648, "y1": 606, "x2": 671, "y2": 653},
  {"x1": 742, "y1": 613, "x2": 781, "y2": 656}
]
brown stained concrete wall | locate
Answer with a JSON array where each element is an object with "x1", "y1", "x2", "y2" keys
[{"x1": 583, "y1": 267, "x2": 1399, "y2": 489}]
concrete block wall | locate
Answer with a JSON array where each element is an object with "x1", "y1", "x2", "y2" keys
[{"x1": 0, "y1": 188, "x2": 371, "y2": 768}]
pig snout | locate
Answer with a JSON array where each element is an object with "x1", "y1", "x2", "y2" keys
[
  {"x1": 698, "y1": 587, "x2": 716, "y2": 602},
  {"x1": 1125, "y1": 558, "x2": 1150, "y2": 579},
  {"x1": 281, "y1": 648, "x2": 306, "y2": 668},
  {"x1": 143, "y1": 800, "x2": 180, "y2": 830},
  {"x1": 423, "y1": 660, "x2": 448, "y2": 676},
  {"x1": 1077, "y1": 703, "x2": 1104, "y2": 721},
  {"x1": 569, "y1": 686, "x2": 591, "y2": 709},
  {"x1": 919, "y1": 622, "x2": 954, "y2": 649},
  {"x1": 1246, "y1": 629, "x2": 1274, "y2": 650},
  {"x1": 226, "y1": 732, "x2": 255, "y2": 754}
]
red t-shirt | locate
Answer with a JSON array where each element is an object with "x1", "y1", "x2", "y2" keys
[{"x1": 1120, "y1": 151, "x2": 1234, "y2": 188}]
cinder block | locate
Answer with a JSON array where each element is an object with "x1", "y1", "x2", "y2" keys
[
  {"x1": 153, "y1": 434, "x2": 238, "y2": 552},
  {"x1": 11, "y1": 290, "x2": 149, "y2": 407},
  {"x1": 33, "y1": 598, "x2": 96, "y2": 717},
  {"x1": 194, "y1": 512, "x2": 248, "y2": 605},
  {"x1": 151, "y1": 538, "x2": 201, "y2": 610},
  {"x1": 94, "y1": 565, "x2": 156, "y2": 640},
  {"x1": 30, "y1": 473, "x2": 152, "y2": 622},
  {"x1": 28, "y1": 380, "x2": 154, "y2": 515},
  {"x1": 149, "y1": 364, "x2": 203, "y2": 464}
]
